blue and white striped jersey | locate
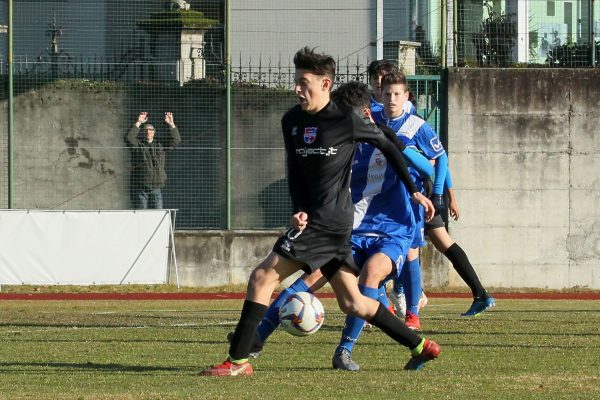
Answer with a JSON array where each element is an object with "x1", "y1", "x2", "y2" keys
[
  {"x1": 351, "y1": 140, "x2": 415, "y2": 238},
  {"x1": 380, "y1": 113, "x2": 444, "y2": 161},
  {"x1": 377, "y1": 111, "x2": 448, "y2": 195}
]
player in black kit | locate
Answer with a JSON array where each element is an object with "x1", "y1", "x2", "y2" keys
[{"x1": 200, "y1": 47, "x2": 441, "y2": 376}]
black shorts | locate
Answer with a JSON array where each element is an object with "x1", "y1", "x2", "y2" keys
[
  {"x1": 272, "y1": 226, "x2": 351, "y2": 275},
  {"x1": 424, "y1": 212, "x2": 446, "y2": 232}
]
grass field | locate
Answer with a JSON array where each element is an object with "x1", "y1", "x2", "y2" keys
[{"x1": 0, "y1": 297, "x2": 598, "y2": 399}]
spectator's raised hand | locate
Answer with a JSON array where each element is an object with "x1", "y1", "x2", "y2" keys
[
  {"x1": 136, "y1": 112, "x2": 148, "y2": 127},
  {"x1": 165, "y1": 112, "x2": 175, "y2": 128}
]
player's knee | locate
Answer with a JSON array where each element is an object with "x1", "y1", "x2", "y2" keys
[
  {"x1": 248, "y1": 265, "x2": 275, "y2": 288},
  {"x1": 338, "y1": 300, "x2": 361, "y2": 316},
  {"x1": 360, "y1": 268, "x2": 387, "y2": 287}
]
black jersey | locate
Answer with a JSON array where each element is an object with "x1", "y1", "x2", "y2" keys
[{"x1": 281, "y1": 101, "x2": 417, "y2": 233}]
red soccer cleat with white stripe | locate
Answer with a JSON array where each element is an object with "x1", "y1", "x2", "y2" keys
[{"x1": 199, "y1": 358, "x2": 254, "y2": 377}]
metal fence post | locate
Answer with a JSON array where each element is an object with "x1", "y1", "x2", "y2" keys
[
  {"x1": 591, "y1": 0, "x2": 596, "y2": 66},
  {"x1": 7, "y1": 0, "x2": 13, "y2": 209},
  {"x1": 225, "y1": 0, "x2": 232, "y2": 230}
]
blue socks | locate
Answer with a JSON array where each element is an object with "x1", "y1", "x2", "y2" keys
[
  {"x1": 256, "y1": 278, "x2": 310, "y2": 343},
  {"x1": 337, "y1": 284, "x2": 379, "y2": 353},
  {"x1": 401, "y1": 258, "x2": 422, "y2": 315},
  {"x1": 377, "y1": 285, "x2": 391, "y2": 309}
]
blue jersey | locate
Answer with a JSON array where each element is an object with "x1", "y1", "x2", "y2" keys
[
  {"x1": 375, "y1": 111, "x2": 447, "y2": 250},
  {"x1": 381, "y1": 113, "x2": 444, "y2": 160},
  {"x1": 379, "y1": 111, "x2": 448, "y2": 194},
  {"x1": 370, "y1": 95, "x2": 383, "y2": 114},
  {"x1": 351, "y1": 141, "x2": 415, "y2": 239}
]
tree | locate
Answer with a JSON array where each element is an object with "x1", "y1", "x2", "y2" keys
[{"x1": 471, "y1": 2, "x2": 517, "y2": 67}]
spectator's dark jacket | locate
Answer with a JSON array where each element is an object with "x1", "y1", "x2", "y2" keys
[{"x1": 125, "y1": 125, "x2": 181, "y2": 189}]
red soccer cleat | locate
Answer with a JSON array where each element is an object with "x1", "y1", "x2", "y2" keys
[
  {"x1": 404, "y1": 339, "x2": 441, "y2": 371},
  {"x1": 405, "y1": 311, "x2": 421, "y2": 330},
  {"x1": 199, "y1": 358, "x2": 254, "y2": 377}
]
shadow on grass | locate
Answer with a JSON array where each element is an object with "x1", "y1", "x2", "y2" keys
[
  {"x1": 0, "y1": 321, "x2": 237, "y2": 329},
  {"x1": 0, "y1": 361, "x2": 184, "y2": 373},
  {"x1": 0, "y1": 338, "x2": 214, "y2": 344},
  {"x1": 420, "y1": 329, "x2": 600, "y2": 337}
]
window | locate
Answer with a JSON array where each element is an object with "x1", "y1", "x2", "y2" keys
[
  {"x1": 547, "y1": 1, "x2": 555, "y2": 17},
  {"x1": 564, "y1": 2, "x2": 572, "y2": 36}
]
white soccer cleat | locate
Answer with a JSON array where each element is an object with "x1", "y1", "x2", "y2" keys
[
  {"x1": 389, "y1": 291, "x2": 407, "y2": 318},
  {"x1": 418, "y1": 291, "x2": 428, "y2": 311}
]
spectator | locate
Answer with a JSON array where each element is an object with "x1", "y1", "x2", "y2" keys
[{"x1": 125, "y1": 112, "x2": 181, "y2": 209}]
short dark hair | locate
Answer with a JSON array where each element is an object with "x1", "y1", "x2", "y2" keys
[
  {"x1": 331, "y1": 81, "x2": 370, "y2": 112},
  {"x1": 293, "y1": 46, "x2": 336, "y2": 81},
  {"x1": 380, "y1": 71, "x2": 408, "y2": 90},
  {"x1": 367, "y1": 60, "x2": 399, "y2": 79}
]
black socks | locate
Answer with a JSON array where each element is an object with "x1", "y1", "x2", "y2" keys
[
  {"x1": 229, "y1": 300, "x2": 268, "y2": 360},
  {"x1": 444, "y1": 243, "x2": 487, "y2": 299},
  {"x1": 368, "y1": 303, "x2": 422, "y2": 349}
]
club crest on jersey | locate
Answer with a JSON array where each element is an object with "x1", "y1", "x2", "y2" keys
[
  {"x1": 430, "y1": 136, "x2": 443, "y2": 152},
  {"x1": 304, "y1": 127, "x2": 318, "y2": 144}
]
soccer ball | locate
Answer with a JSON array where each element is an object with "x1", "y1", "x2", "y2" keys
[{"x1": 279, "y1": 292, "x2": 325, "y2": 336}]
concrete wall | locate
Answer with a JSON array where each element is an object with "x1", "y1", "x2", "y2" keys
[
  {"x1": 1, "y1": 81, "x2": 131, "y2": 210},
  {"x1": 172, "y1": 230, "x2": 447, "y2": 288},
  {"x1": 172, "y1": 230, "x2": 284, "y2": 287},
  {"x1": 447, "y1": 68, "x2": 600, "y2": 289}
]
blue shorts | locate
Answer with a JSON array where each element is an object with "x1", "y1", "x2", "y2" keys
[
  {"x1": 410, "y1": 202, "x2": 426, "y2": 248},
  {"x1": 349, "y1": 233, "x2": 412, "y2": 280}
]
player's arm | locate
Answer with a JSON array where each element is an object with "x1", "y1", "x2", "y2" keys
[
  {"x1": 444, "y1": 168, "x2": 460, "y2": 220},
  {"x1": 282, "y1": 119, "x2": 308, "y2": 216},
  {"x1": 413, "y1": 122, "x2": 448, "y2": 194},
  {"x1": 351, "y1": 112, "x2": 434, "y2": 220},
  {"x1": 290, "y1": 212, "x2": 308, "y2": 231},
  {"x1": 413, "y1": 122, "x2": 448, "y2": 215},
  {"x1": 402, "y1": 147, "x2": 433, "y2": 178},
  {"x1": 430, "y1": 152, "x2": 448, "y2": 215},
  {"x1": 432, "y1": 152, "x2": 448, "y2": 196},
  {"x1": 445, "y1": 167, "x2": 453, "y2": 190},
  {"x1": 376, "y1": 122, "x2": 433, "y2": 178},
  {"x1": 447, "y1": 187, "x2": 460, "y2": 221}
]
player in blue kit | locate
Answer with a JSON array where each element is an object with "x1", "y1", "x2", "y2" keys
[
  {"x1": 368, "y1": 60, "x2": 416, "y2": 123},
  {"x1": 330, "y1": 81, "x2": 434, "y2": 371},
  {"x1": 231, "y1": 81, "x2": 436, "y2": 371},
  {"x1": 376, "y1": 71, "x2": 445, "y2": 330},
  {"x1": 201, "y1": 47, "x2": 439, "y2": 377},
  {"x1": 378, "y1": 71, "x2": 495, "y2": 321},
  {"x1": 368, "y1": 60, "x2": 425, "y2": 320}
]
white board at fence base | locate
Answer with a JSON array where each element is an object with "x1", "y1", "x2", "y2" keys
[{"x1": 0, "y1": 210, "x2": 173, "y2": 285}]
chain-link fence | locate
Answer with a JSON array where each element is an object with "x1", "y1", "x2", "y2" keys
[
  {"x1": 0, "y1": 0, "x2": 228, "y2": 229},
  {"x1": 0, "y1": 1, "x2": 446, "y2": 230},
  {"x1": 457, "y1": 0, "x2": 600, "y2": 67},
  {"x1": 2, "y1": 1, "x2": 595, "y2": 229}
]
